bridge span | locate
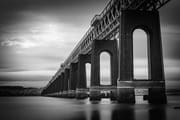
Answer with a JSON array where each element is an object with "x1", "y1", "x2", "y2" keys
[{"x1": 42, "y1": 0, "x2": 170, "y2": 103}]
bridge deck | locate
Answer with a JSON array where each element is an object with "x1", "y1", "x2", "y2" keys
[{"x1": 45, "y1": 0, "x2": 171, "y2": 91}]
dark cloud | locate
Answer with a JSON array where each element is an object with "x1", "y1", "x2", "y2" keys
[
  {"x1": 160, "y1": 0, "x2": 180, "y2": 26},
  {"x1": 0, "y1": 0, "x2": 179, "y2": 87},
  {"x1": 0, "y1": 0, "x2": 108, "y2": 23},
  {"x1": 162, "y1": 32, "x2": 180, "y2": 59},
  {"x1": 0, "y1": 71, "x2": 51, "y2": 88},
  {"x1": 0, "y1": 0, "x2": 107, "y2": 9}
]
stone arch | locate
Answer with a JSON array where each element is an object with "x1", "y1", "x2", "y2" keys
[
  {"x1": 118, "y1": 10, "x2": 166, "y2": 103},
  {"x1": 91, "y1": 39, "x2": 118, "y2": 87},
  {"x1": 77, "y1": 54, "x2": 91, "y2": 89},
  {"x1": 76, "y1": 54, "x2": 91, "y2": 99},
  {"x1": 119, "y1": 10, "x2": 164, "y2": 82}
]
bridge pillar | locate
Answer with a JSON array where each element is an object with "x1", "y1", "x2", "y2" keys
[
  {"x1": 57, "y1": 75, "x2": 63, "y2": 96},
  {"x1": 49, "y1": 80, "x2": 56, "y2": 96},
  {"x1": 90, "y1": 40, "x2": 118, "y2": 101},
  {"x1": 117, "y1": 10, "x2": 166, "y2": 103},
  {"x1": 68, "y1": 63, "x2": 78, "y2": 98},
  {"x1": 54, "y1": 79, "x2": 59, "y2": 96},
  {"x1": 76, "y1": 54, "x2": 91, "y2": 99},
  {"x1": 56, "y1": 76, "x2": 61, "y2": 96},
  {"x1": 63, "y1": 69, "x2": 70, "y2": 97},
  {"x1": 59, "y1": 73, "x2": 64, "y2": 97}
]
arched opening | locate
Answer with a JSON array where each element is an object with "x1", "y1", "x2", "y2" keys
[
  {"x1": 100, "y1": 52, "x2": 111, "y2": 85},
  {"x1": 133, "y1": 29, "x2": 149, "y2": 104},
  {"x1": 133, "y1": 29, "x2": 149, "y2": 80},
  {"x1": 85, "y1": 63, "x2": 91, "y2": 88}
]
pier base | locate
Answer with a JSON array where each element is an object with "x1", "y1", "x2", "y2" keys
[
  {"x1": 110, "y1": 89, "x2": 117, "y2": 101},
  {"x1": 90, "y1": 88, "x2": 101, "y2": 101},
  {"x1": 68, "y1": 90, "x2": 76, "y2": 98},
  {"x1": 148, "y1": 88, "x2": 167, "y2": 104},
  {"x1": 117, "y1": 88, "x2": 135, "y2": 103},
  {"x1": 76, "y1": 88, "x2": 89, "y2": 99},
  {"x1": 62, "y1": 91, "x2": 69, "y2": 98},
  {"x1": 59, "y1": 92, "x2": 63, "y2": 97}
]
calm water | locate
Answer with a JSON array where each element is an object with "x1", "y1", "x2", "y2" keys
[{"x1": 0, "y1": 96, "x2": 180, "y2": 120}]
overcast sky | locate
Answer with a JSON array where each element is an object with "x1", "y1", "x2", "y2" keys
[{"x1": 0, "y1": 0, "x2": 179, "y2": 89}]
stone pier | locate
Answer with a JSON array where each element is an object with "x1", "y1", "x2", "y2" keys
[
  {"x1": 68, "y1": 63, "x2": 78, "y2": 98},
  {"x1": 76, "y1": 54, "x2": 91, "y2": 99},
  {"x1": 117, "y1": 10, "x2": 167, "y2": 103},
  {"x1": 90, "y1": 39, "x2": 118, "y2": 101}
]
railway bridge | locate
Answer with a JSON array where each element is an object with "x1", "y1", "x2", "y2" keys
[{"x1": 41, "y1": 0, "x2": 170, "y2": 103}]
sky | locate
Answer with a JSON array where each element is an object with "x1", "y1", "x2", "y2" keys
[{"x1": 0, "y1": 0, "x2": 179, "y2": 89}]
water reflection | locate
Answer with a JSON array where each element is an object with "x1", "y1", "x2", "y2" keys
[
  {"x1": 149, "y1": 106, "x2": 166, "y2": 120},
  {"x1": 91, "y1": 110, "x2": 100, "y2": 120},
  {"x1": 0, "y1": 97, "x2": 176, "y2": 120},
  {"x1": 111, "y1": 107, "x2": 135, "y2": 120},
  {"x1": 77, "y1": 104, "x2": 167, "y2": 120}
]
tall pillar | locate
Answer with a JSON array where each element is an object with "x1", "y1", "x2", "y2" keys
[
  {"x1": 48, "y1": 80, "x2": 56, "y2": 96},
  {"x1": 117, "y1": 10, "x2": 166, "y2": 103},
  {"x1": 90, "y1": 39, "x2": 118, "y2": 101},
  {"x1": 63, "y1": 69, "x2": 70, "y2": 97},
  {"x1": 76, "y1": 54, "x2": 91, "y2": 99},
  {"x1": 54, "y1": 79, "x2": 59, "y2": 96},
  {"x1": 56, "y1": 75, "x2": 61, "y2": 96},
  {"x1": 69, "y1": 63, "x2": 78, "y2": 98},
  {"x1": 60, "y1": 73, "x2": 64, "y2": 97}
]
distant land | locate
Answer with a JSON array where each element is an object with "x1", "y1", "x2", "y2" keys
[
  {"x1": 0, "y1": 86, "x2": 180, "y2": 97},
  {"x1": 0, "y1": 86, "x2": 42, "y2": 96}
]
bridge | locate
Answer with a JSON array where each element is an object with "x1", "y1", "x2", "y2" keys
[{"x1": 41, "y1": 0, "x2": 171, "y2": 103}]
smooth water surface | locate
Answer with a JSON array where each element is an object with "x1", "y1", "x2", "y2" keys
[{"x1": 0, "y1": 96, "x2": 180, "y2": 120}]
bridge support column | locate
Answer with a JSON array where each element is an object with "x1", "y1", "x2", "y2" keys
[
  {"x1": 49, "y1": 80, "x2": 57, "y2": 96},
  {"x1": 68, "y1": 63, "x2": 78, "y2": 98},
  {"x1": 76, "y1": 54, "x2": 91, "y2": 99},
  {"x1": 63, "y1": 69, "x2": 70, "y2": 98},
  {"x1": 117, "y1": 10, "x2": 166, "y2": 103},
  {"x1": 54, "y1": 79, "x2": 59, "y2": 96},
  {"x1": 59, "y1": 73, "x2": 64, "y2": 97},
  {"x1": 90, "y1": 40, "x2": 118, "y2": 101},
  {"x1": 56, "y1": 76, "x2": 61, "y2": 96}
]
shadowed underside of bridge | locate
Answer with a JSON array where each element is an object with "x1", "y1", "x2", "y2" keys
[{"x1": 41, "y1": 0, "x2": 171, "y2": 104}]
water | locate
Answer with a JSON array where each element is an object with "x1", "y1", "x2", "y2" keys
[{"x1": 0, "y1": 96, "x2": 180, "y2": 120}]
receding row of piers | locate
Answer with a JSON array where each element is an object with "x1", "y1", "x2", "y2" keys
[
  {"x1": 42, "y1": 10, "x2": 167, "y2": 104},
  {"x1": 42, "y1": 40, "x2": 118, "y2": 100}
]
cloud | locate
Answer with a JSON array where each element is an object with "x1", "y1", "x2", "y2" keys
[
  {"x1": 160, "y1": 0, "x2": 180, "y2": 26},
  {"x1": 0, "y1": 70, "x2": 56, "y2": 87},
  {"x1": 0, "y1": 68, "x2": 31, "y2": 73},
  {"x1": 0, "y1": 22, "x2": 65, "y2": 48},
  {"x1": 1, "y1": 38, "x2": 37, "y2": 48},
  {"x1": 161, "y1": 26, "x2": 180, "y2": 59},
  {"x1": 0, "y1": 0, "x2": 179, "y2": 88}
]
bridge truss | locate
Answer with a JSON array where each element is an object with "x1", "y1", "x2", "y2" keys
[
  {"x1": 46, "y1": 0, "x2": 170, "y2": 88},
  {"x1": 63, "y1": 0, "x2": 170, "y2": 66}
]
